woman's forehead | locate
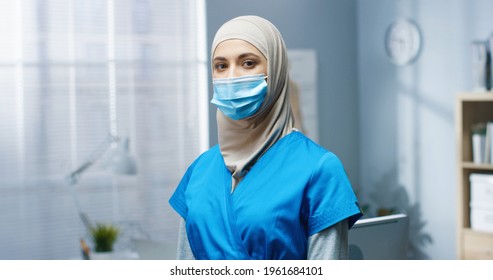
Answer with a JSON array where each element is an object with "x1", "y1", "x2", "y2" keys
[{"x1": 213, "y1": 39, "x2": 266, "y2": 60}]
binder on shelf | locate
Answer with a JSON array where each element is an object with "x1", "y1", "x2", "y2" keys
[
  {"x1": 489, "y1": 122, "x2": 493, "y2": 163},
  {"x1": 470, "y1": 121, "x2": 493, "y2": 164},
  {"x1": 472, "y1": 122, "x2": 487, "y2": 164},
  {"x1": 473, "y1": 133, "x2": 486, "y2": 164},
  {"x1": 484, "y1": 122, "x2": 492, "y2": 163}
]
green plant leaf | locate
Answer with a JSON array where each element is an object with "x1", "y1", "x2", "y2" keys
[{"x1": 90, "y1": 223, "x2": 120, "y2": 252}]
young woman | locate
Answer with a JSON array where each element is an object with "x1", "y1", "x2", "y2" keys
[{"x1": 169, "y1": 15, "x2": 362, "y2": 260}]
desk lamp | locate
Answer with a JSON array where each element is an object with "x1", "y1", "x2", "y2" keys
[{"x1": 66, "y1": 134, "x2": 138, "y2": 231}]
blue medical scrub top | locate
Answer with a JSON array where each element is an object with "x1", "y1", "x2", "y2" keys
[{"x1": 169, "y1": 131, "x2": 362, "y2": 260}]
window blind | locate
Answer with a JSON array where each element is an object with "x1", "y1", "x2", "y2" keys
[{"x1": 0, "y1": 0, "x2": 208, "y2": 259}]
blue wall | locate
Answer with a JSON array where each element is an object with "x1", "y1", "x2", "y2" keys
[
  {"x1": 206, "y1": 0, "x2": 361, "y2": 189},
  {"x1": 358, "y1": 0, "x2": 493, "y2": 259}
]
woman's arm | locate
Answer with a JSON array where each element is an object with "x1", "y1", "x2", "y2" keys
[
  {"x1": 176, "y1": 218, "x2": 195, "y2": 260},
  {"x1": 307, "y1": 219, "x2": 348, "y2": 260}
]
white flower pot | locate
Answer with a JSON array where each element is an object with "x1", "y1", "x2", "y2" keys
[{"x1": 90, "y1": 251, "x2": 115, "y2": 260}]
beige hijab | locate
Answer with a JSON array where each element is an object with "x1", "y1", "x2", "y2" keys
[{"x1": 211, "y1": 16, "x2": 294, "y2": 190}]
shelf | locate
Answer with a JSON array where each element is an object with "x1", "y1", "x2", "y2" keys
[
  {"x1": 461, "y1": 162, "x2": 493, "y2": 170},
  {"x1": 457, "y1": 94, "x2": 493, "y2": 259},
  {"x1": 457, "y1": 93, "x2": 493, "y2": 101},
  {"x1": 464, "y1": 228, "x2": 493, "y2": 237}
]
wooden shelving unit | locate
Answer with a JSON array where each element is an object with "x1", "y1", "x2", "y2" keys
[{"x1": 456, "y1": 93, "x2": 493, "y2": 259}]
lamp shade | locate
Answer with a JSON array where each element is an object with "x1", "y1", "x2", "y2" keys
[{"x1": 102, "y1": 137, "x2": 138, "y2": 175}]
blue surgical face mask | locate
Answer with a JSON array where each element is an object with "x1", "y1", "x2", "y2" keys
[{"x1": 211, "y1": 74, "x2": 267, "y2": 120}]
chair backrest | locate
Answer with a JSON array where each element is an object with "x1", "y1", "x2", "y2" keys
[{"x1": 348, "y1": 213, "x2": 409, "y2": 260}]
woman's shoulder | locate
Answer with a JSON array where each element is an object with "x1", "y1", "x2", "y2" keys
[
  {"x1": 201, "y1": 144, "x2": 221, "y2": 157},
  {"x1": 282, "y1": 131, "x2": 333, "y2": 159},
  {"x1": 263, "y1": 131, "x2": 342, "y2": 173},
  {"x1": 190, "y1": 145, "x2": 221, "y2": 165},
  {"x1": 183, "y1": 145, "x2": 227, "y2": 175}
]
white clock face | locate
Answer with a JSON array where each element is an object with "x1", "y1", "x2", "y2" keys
[{"x1": 385, "y1": 20, "x2": 422, "y2": 66}]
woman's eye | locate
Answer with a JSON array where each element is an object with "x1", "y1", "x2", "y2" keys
[
  {"x1": 242, "y1": 60, "x2": 256, "y2": 68},
  {"x1": 214, "y1": 63, "x2": 227, "y2": 71}
]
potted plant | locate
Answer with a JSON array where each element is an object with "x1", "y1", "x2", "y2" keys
[{"x1": 89, "y1": 223, "x2": 120, "y2": 260}]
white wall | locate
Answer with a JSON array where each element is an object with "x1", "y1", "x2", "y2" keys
[{"x1": 357, "y1": 0, "x2": 493, "y2": 259}]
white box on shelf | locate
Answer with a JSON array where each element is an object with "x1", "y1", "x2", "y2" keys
[
  {"x1": 470, "y1": 173, "x2": 493, "y2": 205},
  {"x1": 470, "y1": 203, "x2": 493, "y2": 233}
]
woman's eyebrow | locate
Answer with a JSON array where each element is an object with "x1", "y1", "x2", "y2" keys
[
  {"x1": 213, "y1": 56, "x2": 227, "y2": 62},
  {"x1": 238, "y1": 52, "x2": 261, "y2": 59},
  {"x1": 213, "y1": 52, "x2": 261, "y2": 62}
]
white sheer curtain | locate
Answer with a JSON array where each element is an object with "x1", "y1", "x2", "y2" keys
[{"x1": 0, "y1": 0, "x2": 208, "y2": 259}]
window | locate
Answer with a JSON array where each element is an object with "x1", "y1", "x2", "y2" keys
[{"x1": 0, "y1": 0, "x2": 208, "y2": 259}]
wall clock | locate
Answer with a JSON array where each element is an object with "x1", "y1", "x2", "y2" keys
[{"x1": 385, "y1": 19, "x2": 422, "y2": 66}]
